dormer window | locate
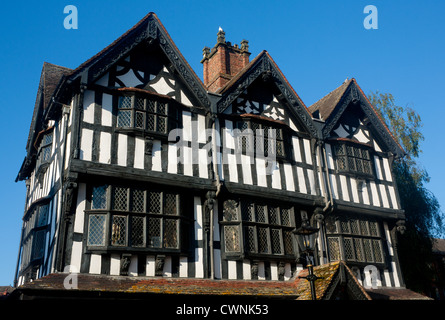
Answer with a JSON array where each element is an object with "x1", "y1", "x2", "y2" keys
[
  {"x1": 333, "y1": 140, "x2": 374, "y2": 178},
  {"x1": 116, "y1": 92, "x2": 180, "y2": 136}
]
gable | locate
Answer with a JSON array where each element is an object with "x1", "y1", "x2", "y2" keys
[
  {"x1": 217, "y1": 52, "x2": 319, "y2": 138},
  {"x1": 311, "y1": 79, "x2": 405, "y2": 157},
  {"x1": 228, "y1": 77, "x2": 306, "y2": 132},
  {"x1": 67, "y1": 12, "x2": 210, "y2": 110},
  {"x1": 94, "y1": 41, "x2": 201, "y2": 108}
]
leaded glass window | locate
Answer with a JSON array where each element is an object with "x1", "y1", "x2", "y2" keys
[
  {"x1": 334, "y1": 142, "x2": 373, "y2": 177},
  {"x1": 236, "y1": 119, "x2": 286, "y2": 159},
  {"x1": 87, "y1": 185, "x2": 183, "y2": 251},
  {"x1": 326, "y1": 215, "x2": 385, "y2": 264},
  {"x1": 116, "y1": 94, "x2": 179, "y2": 135},
  {"x1": 35, "y1": 129, "x2": 53, "y2": 172},
  {"x1": 221, "y1": 199, "x2": 295, "y2": 257},
  {"x1": 87, "y1": 214, "x2": 106, "y2": 246},
  {"x1": 20, "y1": 201, "x2": 52, "y2": 271}
]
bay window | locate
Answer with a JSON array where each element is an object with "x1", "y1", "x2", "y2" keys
[{"x1": 86, "y1": 184, "x2": 186, "y2": 252}]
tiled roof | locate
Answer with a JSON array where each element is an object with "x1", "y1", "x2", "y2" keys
[
  {"x1": 308, "y1": 79, "x2": 352, "y2": 121},
  {"x1": 26, "y1": 62, "x2": 72, "y2": 151},
  {"x1": 13, "y1": 261, "x2": 372, "y2": 300},
  {"x1": 15, "y1": 273, "x2": 301, "y2": 298}
]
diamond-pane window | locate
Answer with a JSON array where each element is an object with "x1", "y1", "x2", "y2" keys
[
  {"x1": 131, "y1": 216, "x2": 145, "y2": 247},
  {"x1": 147, "y1": 99, "x2": 155, "y2": 112},
  {"x1": 116, "y1": 95, "x2": 178, "y2": 133},
  {"x1": 281, "y1": 208, "x2": 291, "y2": 226},
  {"x1": 268, "y1": 207, "x2": 279, "y2": 225},
  {"x1": 117, "y1": 110, "x2": 132, "y2": 127},
  {"x1": 363, "y1": 239, "x2": 373, "y2": 262},
  {"x1": 271, "y1": 228, "x2": 282, "y2": 254},
  {"x1": 369, "y1": 221, "x2": 378, "y2": 236},
  {"x1": 88, "y1": 185, "x2": 182, "y2": 251},
  {"x1": 242, "y1": 201, "x2": 255, "y2": 221},
  {"x1": 136, "y1": 97, "x2": 145, "y2": 110},
  {"x1": 334, "y1": 142, "x2": 374, "y2": 177},
  {"x1": 164, "y1": 193, "x2": 177, "y2": 215},
  {"x1": 258, "y1": 227, "x2": 269, "y2": 254},
  {"x1": 328, "y1": 237, "x2": 341, "y2": 261},
  {"x1": 224, "y1": 225, "x2": 240, "y2": 252},
  {"x1": 148, "y1": 217, "x2": 162, "y2": 248},
  {"x1": 340, "y1": 220, "x2": 350, "y2": 234},
  {"x1": 87, "y1": 214, "x2": 106, "y2": 246},
  {"x1": 113, "y1": 187, "x2": 128, "y2": 211},
  {"x1": 354, "y1": 238, "x2": 365, "y2": 262},
  {"x1": 149, "y1": 192, "x2": 161, "y2": 214},
  {"x1": 360, "y1": 220, "x2": 369, "y2": 236},
  {"x1": 234, "y1": 200, "x2": 295, "y2": 257},
  {"x1": 92, "y1": 186, "x2": 107, "y2": 209},
  {"x1": 36, "y1": 204, "x2": 50, "y2": 227},
  {"x1": 344, "y1": 237, "x2": 354, "y2": 260},
  {"x1": 111, "y1": 215, "x2": 127, "y2": 246},
  {"x1": 135, "y1": 111, "x2": 144, "y2": 129},
  {"x1": 157, "y1": 102, "x2": 167, "y2": 114},
  {"x1": 118, "y1": 96, "x2": 132, "y2": 109},
  {"x1": 350, "y1": 219, "x2": 360, "y2": 235},
  {"x1": 256, "y1": 205, "x2": 266, "y2": 223},
  {"x1": 245, "y1": 226, "x2": 256, "y2": 252},
  {"x1": 373, "y1": 240, "x2": 384, "y2": 263},
  {"x1": 283, "y1": 230, "x2": 294, "y2": 254},
  {"x1": 223, "y1": 200, "x2": 238, "y2": 221},
  {"x1": 164, "y1": 219, "x2": 178, "y2": 248},
  {"x1": 132, "y1": 189, "x2": 145, "y2": 213}
]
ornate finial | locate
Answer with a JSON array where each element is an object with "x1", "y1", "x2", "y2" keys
[
  {"x1": 217, "y1": 27, "x2": 225, "y2": 44},
  {"x1": 240, "y1": 39, "x2": 249, "y2": 51},
  {"x1": 202, "y1": 46, "x2": 210, "y2": 59}
]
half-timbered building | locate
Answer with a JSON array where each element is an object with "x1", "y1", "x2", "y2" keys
[{"x1": 14, "y1": 12, "x2": 408, "y2": 296}]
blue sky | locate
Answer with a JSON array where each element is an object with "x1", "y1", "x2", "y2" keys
[{"x1": 0, "y1": 0, "x2": 444, "y2": 286}]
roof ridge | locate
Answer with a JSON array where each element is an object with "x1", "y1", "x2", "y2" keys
[{"x1": 308, "y1": 78, "x2": 352, "y2": 116}]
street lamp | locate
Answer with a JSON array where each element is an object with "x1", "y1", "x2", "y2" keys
[{"x1": 294, "y1": 212, "x2": 322, "y2": 300}]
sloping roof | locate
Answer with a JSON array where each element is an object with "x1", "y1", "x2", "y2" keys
[
  {"x1": 308, "y1": 79, "x2": 352, "y2": 121},
  {"x1": 215, "y1": 51, "x2": 319, "y2": 138},
  {"x1": 308, "y1": 78, "x2": 405, "y2": 157},
  {"x1": 66, "y1": 12, "x2": 208, "y2": 105},
  {"x1": 13, "y1": 273, "x2": 301, "y2": 299},
  {"x1": 12, "y1": 261, "x2": 373, "y2": 300},
  {"x1": 26, "y1": 62, "x2": 72, "y2": 151},
  {"x1": 295, "y1": 261, "x2": 371, "y2": 300}
]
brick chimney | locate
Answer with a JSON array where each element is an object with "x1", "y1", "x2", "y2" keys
[{"x1": 201, "y1": 28, "x2": 251, "y2": 92}]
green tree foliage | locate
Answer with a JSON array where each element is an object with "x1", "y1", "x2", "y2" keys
[{"x1": 368, "y1": 91, "x2": 444, "y2": 294}]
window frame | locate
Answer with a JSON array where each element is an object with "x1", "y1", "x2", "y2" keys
[
  {"x1": 220, "y1": 198, "x2": 297, "y2": 261},
  {"x1": 20, "y1": 201, "x2": 51, "y2": 271},
  {"x1": 34, "y1": 128, "x2": 54, "y2": 186},
  {"x1": 115, "y1": 92, "x2": 181, "y2": 139},
  {"x1": 332, "y1": 140, "x2": 375, "y2": 179},
  {"x1": 325, "y1": 215, "x2": 386, "y2": 266},
  {"x1": 235, "y1": 117, "x2": 289, "y2": 161},
  {"x1": 85, "y1": 184, "x2": 187, "y2": 254}
]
